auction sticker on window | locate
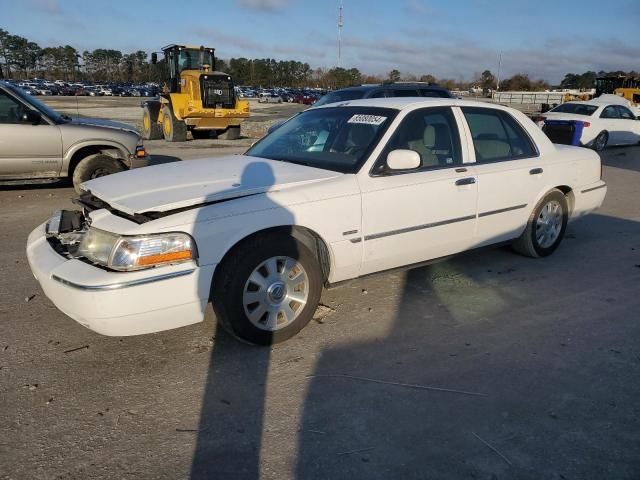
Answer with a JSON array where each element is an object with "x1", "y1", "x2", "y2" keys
[{"x1": 347, "y1": 114, "x2": 387, "y2": 125}]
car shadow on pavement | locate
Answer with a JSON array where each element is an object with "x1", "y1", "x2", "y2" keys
[
  {"x1": 190, "y1": 161, "x2": 296, "y2": 479},
  {"x1": 294, "y1": 214, "x2": 640, "y2": 479},
  {"x1": 600, "y1": 146, "x2": 640, "y2": 173}
]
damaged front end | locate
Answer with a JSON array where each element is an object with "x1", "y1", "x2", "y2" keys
[{"x1": 45, "y1": 209, "x2": 89, "y2": 259}]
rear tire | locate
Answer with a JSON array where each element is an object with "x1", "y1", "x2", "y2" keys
[
  {"x1": 162, "y1": 107, "x2": 187, "y2": 142},
  {"x1": 72, "y1": 154, "x2": 125, "y2": 193},
  {"x1": 217, "y1": 126, "x2": 241, "y2": 140},
  {"x1": 592, "y1": 131, "x2": 608, "y2": 152},
  {"x1": 142, "y1": 104, "x2": 163, "y2": 140},
  {"x1": 512, "y1": 189, "x2": 568, "y2": 258},
  {"x1": 211, "y1": 233, "x2": 322, "y2": 345}
]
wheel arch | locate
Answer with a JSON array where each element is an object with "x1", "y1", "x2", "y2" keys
[
  {"x1": 213, "y1": 225, "x2": 333, "y2": 287},
  {"x1": 554, "y1": 185, "x2": 575, "y2": 215},
  {"x1": 64, "y1": 142, "x2": 129, "y2": 177}
]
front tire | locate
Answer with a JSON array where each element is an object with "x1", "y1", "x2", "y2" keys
[
  {"x1": 212, "y1": 233, "x2": 323, "y2": 345},
  {"x1": 512, "y1": 189, "x2": 568, "y2": 258},
  {"x1": 72, "y1": 154, "x2": 125, "y2": 193},
  {"x1": 162, "y1": 107, "x2": 187, "y2": 142}
]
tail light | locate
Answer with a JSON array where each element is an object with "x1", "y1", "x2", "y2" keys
[{"x1": 582, "y1": 122, "x2": 590, "y2": 127}]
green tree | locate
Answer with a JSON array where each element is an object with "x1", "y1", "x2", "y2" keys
[{"x1": 387, "y1": 69, "x2": 401, "y2": 82}]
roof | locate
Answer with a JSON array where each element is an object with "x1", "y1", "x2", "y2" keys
[{"x1": 311, "y1": 97, "x2": 516, "y2": 111}]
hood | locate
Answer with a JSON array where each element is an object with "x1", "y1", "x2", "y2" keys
[
  {"x1": 71, "y1": 116, "x2": 139, "y2": 134},
  {"x1": 83, "y1": 155, "x2": 342, "y2": 215}
]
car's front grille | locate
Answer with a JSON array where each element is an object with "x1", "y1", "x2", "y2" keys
[{"x1": 201, "y1": 75, "x2": 235, "y2": 109}]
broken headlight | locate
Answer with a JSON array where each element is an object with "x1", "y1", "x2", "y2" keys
[{"x1": 77, "y1": 228, "x2": 196, "y2": 271}]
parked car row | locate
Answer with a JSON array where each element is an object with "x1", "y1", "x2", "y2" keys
[
  {"x1": 238, "y1": 86, "x2": 325, "y2": 105},
  {"x1": 2, "y1": 79, "x2": 160, "y2": 97}
]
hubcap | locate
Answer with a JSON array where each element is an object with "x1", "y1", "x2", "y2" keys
[
  {"x1": 143, "y1": 113, "x2": 150, "y2": 130},
  {"x1": 163, "y1": 116, "x2": 171, "y2": 136},
  {"x1": 243, "y1": 256, "x2": 309, "y2": 331},
  {"x1": 535, "y1": 200, "x2": 563, "y2": 248}
]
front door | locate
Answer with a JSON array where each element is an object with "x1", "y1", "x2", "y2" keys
[
  {"x1": 359, "y1": 107, "x2": 478, "y2": 275},
  {"x1": 0, "y1": 89, "x2": 62, "y2": 178}
]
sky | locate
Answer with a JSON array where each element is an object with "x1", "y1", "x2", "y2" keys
[{"x1": 1, "y1": 0, "x2": 638, "y2": 84}]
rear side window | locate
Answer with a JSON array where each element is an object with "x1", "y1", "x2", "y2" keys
[
  {"x1": 420, "y1": 89, "x2": 448, "y2": 98},
  {"x1": 391, "y1": 89, "x2": 420, "y2": 97},
  {"x1": 462, "y1": 107, "x2": 537, "y2": 162}
]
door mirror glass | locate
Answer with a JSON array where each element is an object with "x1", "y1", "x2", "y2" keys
[
  {"x1": 22, "y1": 109, "x2": 41, "y2": 125},
  {"x1": 387, "y1": 149, "x2": 421, "y2": 170}
]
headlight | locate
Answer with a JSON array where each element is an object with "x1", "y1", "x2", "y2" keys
[{"x1": 77, "y1": 228, "x2": 196, "y2": 271}]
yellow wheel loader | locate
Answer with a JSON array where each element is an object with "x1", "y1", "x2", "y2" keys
[{"x1": 142, "y1": 44, "x2": 250, "y2": 142}]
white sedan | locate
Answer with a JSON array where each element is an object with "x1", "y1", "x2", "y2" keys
[
  {"x1": 539, "y1": 100, "x2": 640, "y2": 151},
  {"x1": 27, "y1": 98, "x2": 607, "y2": 344}
]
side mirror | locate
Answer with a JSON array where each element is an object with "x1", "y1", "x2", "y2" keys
[
  {"x1": 22, "y1": 109, "x2": 41, "y2": 125},
  {"x1": 387, "y1": 149, "x2": 421, "y2": 171},
  {"x1": 151, "y1": 52, "x2": 158, "y2": 64}
]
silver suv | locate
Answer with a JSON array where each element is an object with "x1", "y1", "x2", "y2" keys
[{"x1": 0, "y1": 81, "x2": 148, "y2": 192}]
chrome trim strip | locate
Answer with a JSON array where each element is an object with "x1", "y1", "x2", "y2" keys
[
  {"x1": 364, "y1": 214, "x2": 476, "y2": 241},
  {"x1": 51, "y1": 269, "x2": 196, "y2": 291},
  {"x1": 581, "y1": 184, "x2": 606, "y2": 194},
  {"x1": 478, "y1": 204, "x2": 527, "y2": 218}
]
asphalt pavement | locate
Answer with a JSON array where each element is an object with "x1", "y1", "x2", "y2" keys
[{"x1": 1, "y1": 145, "x2": 639, "y2": 480}]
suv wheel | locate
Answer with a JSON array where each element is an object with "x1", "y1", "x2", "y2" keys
[{"x1": 72, "y1": 154, "x2": 124, "y2": 193}]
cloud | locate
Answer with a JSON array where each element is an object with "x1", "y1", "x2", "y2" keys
[
  {"x1": 237, "y1": 0, "x2": 289, "y2": 12},
  {"x1": 405, "y1": 0, "x2": 431, "y2": 15},
  {"x1": 192, "y1": 27, "x2": 326, "y2": 60},
  {"x1": 29, "y1": 0, "x2": 61, "y2": 14}
]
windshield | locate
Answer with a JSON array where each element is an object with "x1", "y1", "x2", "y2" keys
[
  {"x1": 550, "y1": 103, "x2": 598, "y2": 116},
  {"x1": 314, "y1": 89, "x2": 366, "y2": 107},
  {"x1": 6, "y1": 83, "x2": 66, "y2": 123},
  {"x1": 178, "y1": 49, "x2": 215, "y2": 71},
  {"x1": 246, "y1": 106, "x2": 397, "y2": 174}
]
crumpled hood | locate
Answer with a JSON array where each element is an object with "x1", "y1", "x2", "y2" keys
[
  {"x1": 71, "y1": 117, "x2": 139, "y2": 134},
  {"x1": 83, "y1": 155, "x2": 342, "y2": 215}
]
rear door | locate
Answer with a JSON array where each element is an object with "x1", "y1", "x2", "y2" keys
[
  {"x1": 0, "y1": 88, "x2": 62, "y2": 178},
  {"x1": 459, "y1": 106, "x2": 544, "y2": 246}
]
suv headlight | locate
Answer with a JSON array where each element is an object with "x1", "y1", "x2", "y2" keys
[{"x1": 77, "y1": 228, "x2": 196, "y2": 271}]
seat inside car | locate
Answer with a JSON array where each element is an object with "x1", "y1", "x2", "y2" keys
[{"x1": 407, "y1": 123, "x2": 454, "y2": 167}]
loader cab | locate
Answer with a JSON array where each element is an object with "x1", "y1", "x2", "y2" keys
[{"x1": 155, "y1": 45, "x2": 217, "y2": 94}]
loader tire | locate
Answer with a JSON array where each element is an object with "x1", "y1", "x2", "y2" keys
[
  {"x1": 142, "y1": 104, "x2": 163, "y2": 140},
  {"x1": 162, "y1": 107, "x2": 187, "y2": 142}
]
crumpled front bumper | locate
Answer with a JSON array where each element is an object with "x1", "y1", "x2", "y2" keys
[{"x1": 26, "y1": 221, "x2": 215, "y2": 336}]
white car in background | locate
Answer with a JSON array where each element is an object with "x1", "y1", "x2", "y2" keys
[
  {"x1": 27, "y1": 98, "x2": 606, "y2": 345},
  {"x1": 539, "y1": 99, "x2": 640, "y2": 151}
]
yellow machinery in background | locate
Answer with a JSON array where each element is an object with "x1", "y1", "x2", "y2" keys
[
  {"x1": 142, "y1": 44, "x2": 249, "y2": 142},
  {"x1": 595, "y1": 75, "x2": 640, "y2": 107}
]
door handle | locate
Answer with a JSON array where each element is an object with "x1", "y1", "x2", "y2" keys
[
  {"x1": 455, "y1": 177, "x2": 476, "y2": 186},
  {"x1": 529, "y1": 168, "x2": 543, "y2": 175},
  {"x1": 455, "y1": 167, "x2": 467, "y2": 173}
]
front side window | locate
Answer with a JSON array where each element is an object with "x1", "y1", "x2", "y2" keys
[
  {"x1": 462, "y1": 107, "x2": 537, "y2": 162},
  {"x1": 616, "y1": 106, "x2": 635, "y2": 120},
  {"x1": 0, "y1": 90, "x2": 25, "y2": 124},
  {"x1": 600, "y1": 106, "x2": 620, "y2": 119},
  {"x1": 246, "y1": 106, "x2": 397, "y2": 174},
  {"x1": 373, "y1": 107, "x2": 461, "y2": 174}
]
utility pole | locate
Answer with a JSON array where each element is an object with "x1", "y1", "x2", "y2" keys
[
  {"x1": 496, "y1": 52, "x2": 502, "y2": 91},
  {"x1": 337, "y1": 0, "x2": 343, "y2": 68}
]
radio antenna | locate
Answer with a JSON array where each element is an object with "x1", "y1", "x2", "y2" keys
[{"x1": 337, "y1": 0, "x2": 344, "y2": 67}]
